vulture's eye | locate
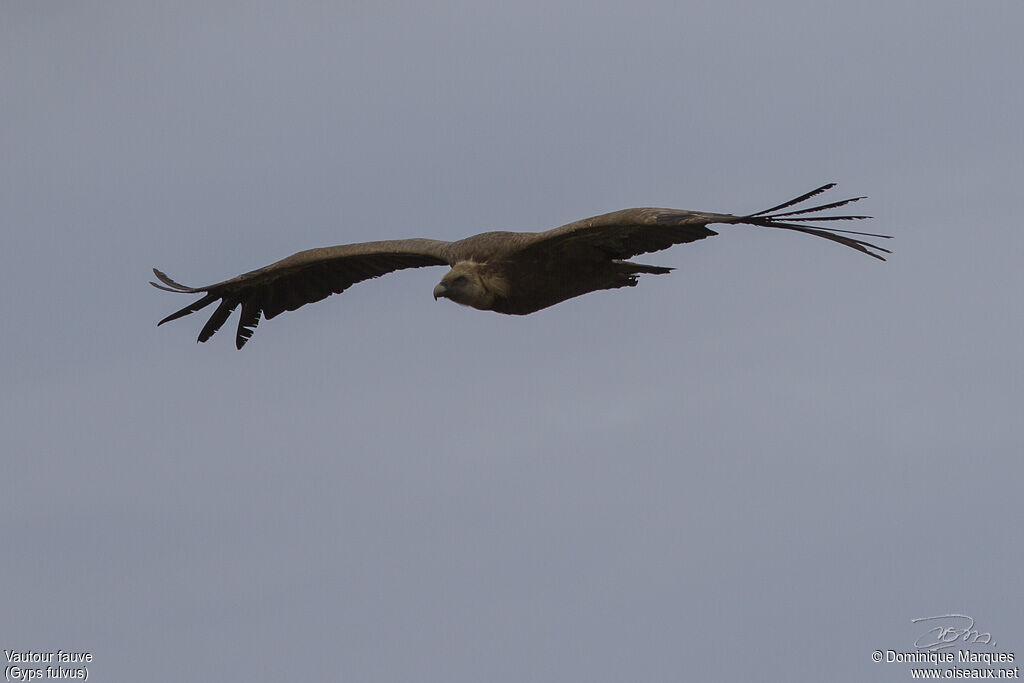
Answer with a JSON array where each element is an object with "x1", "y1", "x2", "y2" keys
[{"x1": 452, "y1": 275, "x2": 467, "y2": 285}]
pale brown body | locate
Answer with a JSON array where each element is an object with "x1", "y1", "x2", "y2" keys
[{"x1": 152, "y1": 184, "x2": 889, "y2": 349}]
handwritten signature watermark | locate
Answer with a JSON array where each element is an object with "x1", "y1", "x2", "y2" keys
[
  {"x1": 871, "y1": 615, "x2": 1016, "y2": 677},
  {"x1": 913, "y1": 614, "x2": 996, "y2": 651}
]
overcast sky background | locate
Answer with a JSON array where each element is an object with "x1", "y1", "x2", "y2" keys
[{"x1": 3, "y1": 1, "x2": 1022, "y2": 681}]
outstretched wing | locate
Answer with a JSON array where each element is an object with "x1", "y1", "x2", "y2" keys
[
  {"x1": 152, "y1": 238, "x2": 452, "y2": 349},
  {"x1": 515, "y1": 184, "x2": 891, "y2": 261}
]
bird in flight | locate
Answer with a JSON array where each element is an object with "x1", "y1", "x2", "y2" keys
[{"x1": 152, "y1": 183, "x2": 889, "y2": 349}]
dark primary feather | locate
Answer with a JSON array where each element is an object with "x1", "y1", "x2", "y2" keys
[
  {"x1": 750, "y1": 183, "x2": 838, "y2": 216},
  {"x1": 198, "y1": 297, "x2": 237, "y2": 344},
  {"x1": 764, "y1": 195, "x2": 866, "y2": 218},
  {"x1": 150, "y1": 268, "x2": 202, "y2": 293},
  {"x1": 743, "y1": 220, "x2": 890, "y2": 260}
]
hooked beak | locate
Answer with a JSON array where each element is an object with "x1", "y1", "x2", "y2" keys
[{"x1": 432, "y1": 283, "x2": 448, "y2": 301}]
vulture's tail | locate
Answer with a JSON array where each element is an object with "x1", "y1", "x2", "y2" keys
[{"x1": 738, "y1": 183, "x2": 892, "y2": 260}]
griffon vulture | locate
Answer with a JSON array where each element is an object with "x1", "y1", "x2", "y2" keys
[{"x1": 152, "y1": 183, "x2": 889, "y2": 349}]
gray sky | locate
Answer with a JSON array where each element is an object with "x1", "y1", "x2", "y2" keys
[{"x1": 3, "y1": 1, "x2": 1022, "y2": 680}]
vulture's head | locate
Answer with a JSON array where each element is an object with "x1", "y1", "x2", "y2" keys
[{"x1": 433, "y1": 262, "x2": 503, "y2": 311}]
